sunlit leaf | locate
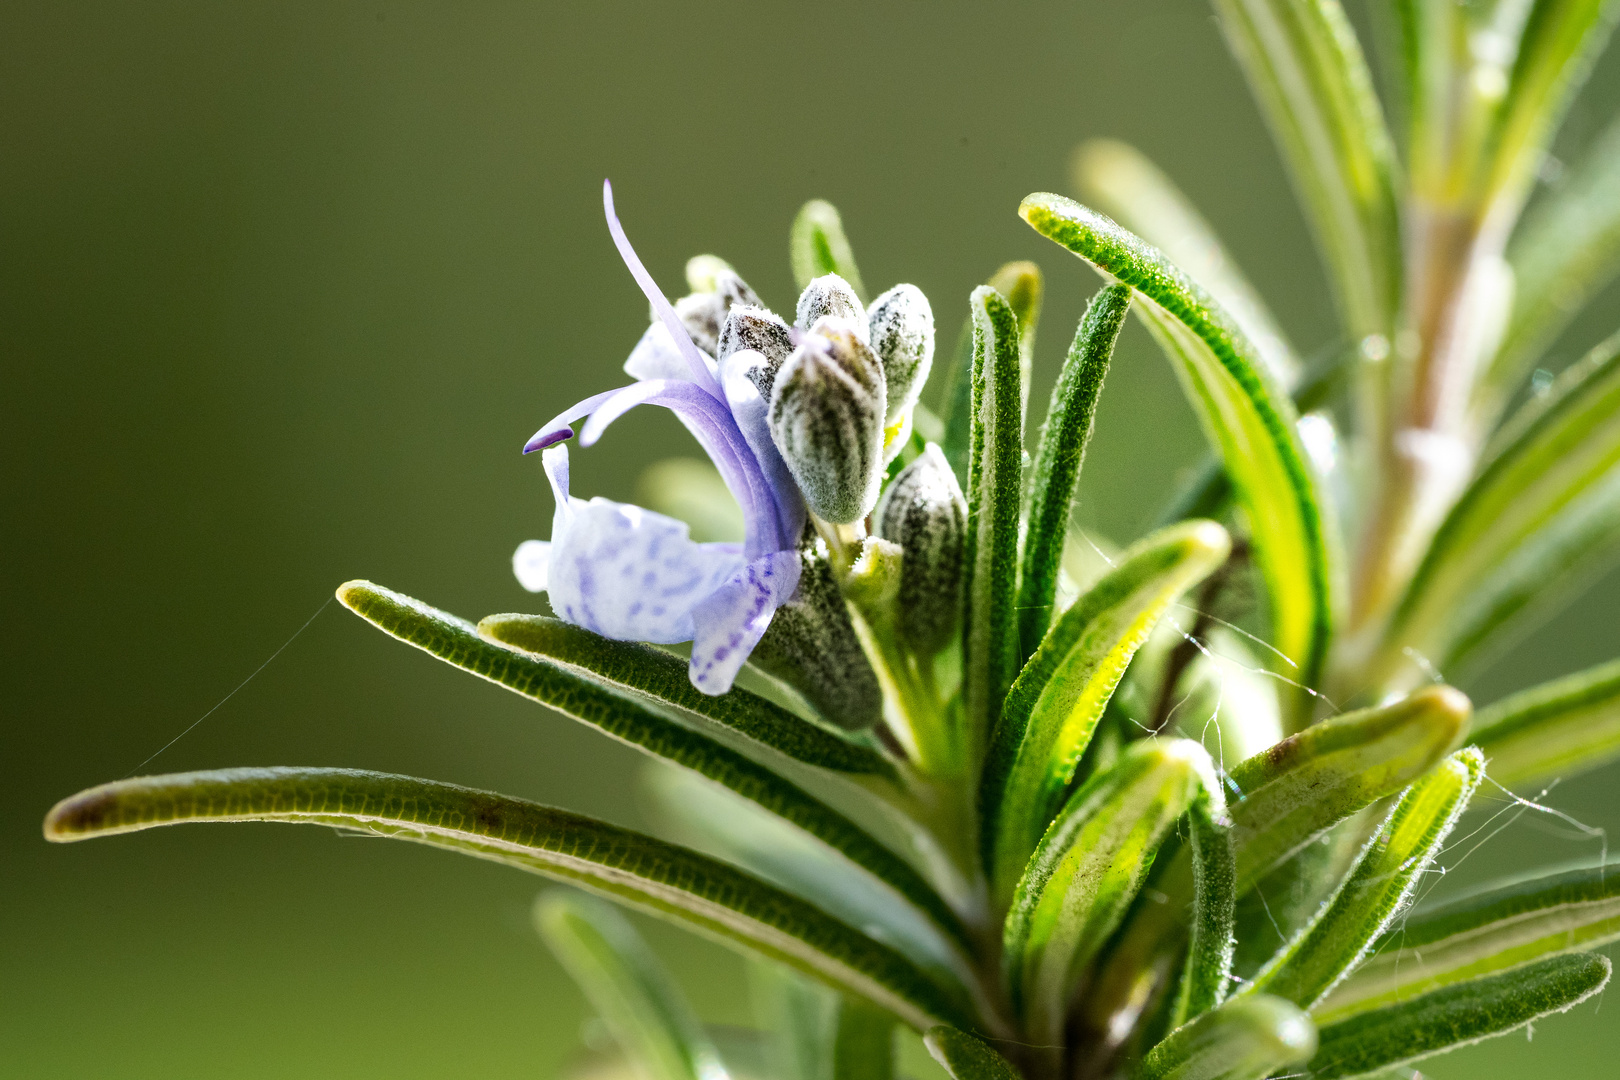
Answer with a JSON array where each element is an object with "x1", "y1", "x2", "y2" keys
[
  {"x1": 1017, "y1": 283, "x2": 1131, "y2": 655},
  {"x1": 42, "y1": 767, "x2": 976, "y2": 1032},
  {"x1": 536, "y1": 891, "x2": 730, "y2": 1080},
  {"x1": 1467, "y1": 655, "x2": 1620, "y2": 787},
  {"x1": 961, "y1": 286, "x2": 1025, "y2": 755},
  {"x1": 791, "y1": 200, "x2": 866, "y2": 303},
  {"x1": 981, "y1": 521, "x2": 1230, "y2": 901},
  {"x1": 1316, "y1": 862, "x2": 1620, "y2": 1022},
  {"x1": 922, "y1": 1026, "x2": 1021, "y2": 1080},
  {"x1": 1022, "y1": 193, "x2": 1337, "y2": 720},
  {"x1": 1241, "y1": 748, "x2": 1483, "y2": 1009},
  {"x1": 942, "y1": 263, "x2": 1042, "y2": 485},
  {"x1": 1003, "y1": 740, "x2": 1217, "y2": 1059},
  {"x1": 340, "y1": 583, "x2": 965, "y2": 948},
  {"x1": 1171, "y1": 790, "x2": 1237, "y2": 1029},
  {"x1": 1073, "y1": 139, "x2": 1300, "y2": 386},
  {"x1": 1307, "y1": 953, "x2": 1611, "y2": 1079},
  {"x1": 1210, "y1": 0, "x2": 1401, "y2": 336},
  {"x1": 1137, "y1": 995, "x2": 1316, "y2": 1080}
]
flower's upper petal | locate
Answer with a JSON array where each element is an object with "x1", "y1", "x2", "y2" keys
[
  {"x1": 625, "y1": 321, "x2": 718, "y2": 383},
  {"x1": 578, "y1": 378, "x2": 782, "y2": 559},
  {"x1": 524, "y1": 388, "x2": 621, "y2": 455},
  {"x1": 719, "y1": 348, "x2": 806, "y2": 547},
  {"x1": 546, "y1": 494, "x2": 744, "y2": 644},
  {"x1": 688, "y1": 549, "x2": 802, "y2": 695},
  {"x1": 603, "y1": 180, "x2": 723, "y2": 400},
  {"x1": 512, "y1": 539, "x2": 551, "y2": 592}
]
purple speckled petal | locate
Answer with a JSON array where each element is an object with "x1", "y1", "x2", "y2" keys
[
  {"x1": 687, "y1": 549, "x2": 802, "y2": 695},
  {"x1": 719, "y1": 348, "x2": 807, "y2": 548},
  {"x1": 602, "y1": 180, "x2": 723, "y2": 400},
  {"x1": 523, "y1": 388, "x2": 621, "y2": 455}
]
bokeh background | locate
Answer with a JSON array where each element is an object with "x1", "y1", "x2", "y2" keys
[{"x1": 6, "y1": 2, "x2": 1620, "y2": 1076}]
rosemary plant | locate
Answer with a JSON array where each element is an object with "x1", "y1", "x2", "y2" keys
[{"x1": 42, "y1": 2, "x2": 1620, "y2": 1078}]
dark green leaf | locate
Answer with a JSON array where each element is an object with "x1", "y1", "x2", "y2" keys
[
  {"x1": 1137, "y1": 995, "x2": 1316, "y2": 1080},
  {"x1": 1316, "y1": 862, "x2": 1620, "y2": 1022},
  {"x1": 535, "y1": 891, "x2": 730, "y2": 1080},
  {"x1": 43, "y1": 767, "x2": 976, "y2": 1032},
  {"x1": 1017, "y1": 283, "x2": 1131, "y2": 655},
  {"x1": 942, "y1": 263, "x2": 1041, "y2": 487},
  {"x1": 1307, "y1": 953, "x2": 1611, "y2": 1079},
  {"x1": 981, "y1": 521, "x2": 1230, "y2": 901},
  {"x1": 339, "y1": 583, "x2": 965, "y2": 949},
  {"x1": 961, "y1": 286, "x2": 1025, "y2": 755},
  {"x1": 1242, "y1": 748, "x2": 1483, "y2": 1009},
  {"x1": 833, "y1": 997, "x2": 896, "y2": 1080},
  {"x1": 1468, "y1": 655, "x2": 1620, "y2": 787},
  {"x1": 1021, "y1": 193, "x2": 1337, "y2": 720},
  {"x1": 1172, "y1": 790, "x2": 1237, "y2": 1029},
  {"x1": 922, "y1": 1026, "x2": 1021, "y2": 1080}
]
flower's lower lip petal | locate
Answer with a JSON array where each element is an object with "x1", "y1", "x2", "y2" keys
[
  {"x1": 512, "y1": 539, "x2": 552, "y2": 592},
  {"x1": 524, "y1": 388, "x2": 622, "y2": 454},
  {"x1": 545, "y1": 497, "x2": 745, "y2": 644},
  {"x1": 687, "y1": 549, "x2": 802, "y2": 695},
  {"x1": 602, "y1": 179, "x2": 724, "y2": 401}
]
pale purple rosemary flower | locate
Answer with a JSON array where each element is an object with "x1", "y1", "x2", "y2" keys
[{"x1": 512, "y1": 181, "x2": 805, "y2": 695}]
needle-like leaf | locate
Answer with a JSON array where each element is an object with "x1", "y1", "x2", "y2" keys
[
  {"x1": 536, "y1": 891, "x2": 730, "y2": 1080},
  {"x1": 791, "y1": 200, "x2": 866, "y2": 303},
  {"x1": 1003, "y1": 740, "x2": 1219, "y2": 1059},
  {"x1": 339, "y1": 583, "x2": 964, "y2": 948},
  {"x1": 961, "y1": 286, "x2": 1026, "y2": 754},
  {"x1": 42, "y1": 767, "x2": 976, "y2": 1032},
  {"x1": 1073, "y1": 139, "x2": 1300, "y2": 387},
  {"x1": 1315, "y1": 862, "x2": 1620, "y2": 1022},
  {"x1": 942, "y1": 264, "x2": 1042, "y2": 485},
  {"x1": 1209, "y1": 0, "x2": 1402, "y2": 337},
  {"x1": 923, "y1": 1026, "x2": 1022, "y2": 1080},
  {"x1": 1241, "y1": 748, "x2": 1483, "y2": 1010},
  {"x1": 1017, "y1": 284, "x2": 1131, "y2": 656},
  {"x1": 1171, "y1": 791, "x2": 1238, "y2": 1029},
  {"x1": 1137, "y1": 995, "x2": 1317, "y2": 1080},
  {"x1": 1389, "y1": 330, "x2": 1620, "y2": 674},
  {"x1": 832, "y1": 997, "x2": 896, "y2": 1080},
  {"x1": 1306, "y1": 953, "x2": 1611, "y2": 1079},
  {"x1": 981, "y1": 521, "x2": 1231, "y2": 901},
  {"x1": 1467, "y1": 656, "x2": 1620, "y2": 787},
  {"x1": 476, "y1": 611, "x2": 894, "y2": 779},
  {"x1": 1021, "y1": 193, "x2": 1337, "y2": 720}
]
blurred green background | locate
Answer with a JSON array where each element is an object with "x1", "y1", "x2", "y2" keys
[{"x1": 6, "y1": 2, "x2": 1620, "y2": 1076}]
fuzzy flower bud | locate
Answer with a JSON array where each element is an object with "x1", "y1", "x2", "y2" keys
[
  {"x1": 875, "y1": 443, "x2": 966, "y2": 654},
  {"x1": 717, "y1": 305, "x2": 795, "y2": 400},
  {"x1": 796, "y1": 274, "x2": 867, "y2": 339},
  {"x1": 768, "y1": 316, "x2": 887, "y2": 523},
  {"x1": 672, "y1": 257, "x2": 763, "y2": 355},
  {"x1": 866, "y1": 284, "x2": 935, "y2": 422}
]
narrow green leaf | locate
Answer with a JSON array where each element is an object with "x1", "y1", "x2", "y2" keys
[
  {"x1": 1316, "y1": 862, "x2": 1620, "y2": 1022},
  {"x1": 1137, "y1": 995, "x2": 1316, "y2": 1080},
  {"x1": 1073, "y1": 139, "x2": 1300, "y2": 387},
  {"x1": 1488, "y1": 112, "x2": 1620, "y2": 412},
  {"x1": 941, "y1": 263, "x2": 1042, "y2": 486},
  {"x1": 339, "y1": 583, "x2": 965, "y2": 949},
  {"x1": 536, "y1": 891, "x2": 729, "y2": 1080},
  {"x1": 1210, "y1": 0, "x2": 1402, "y2": 336},
  {"x1": 476, "y1": 611, "x2": 894, "y2": 779},
  {"x1": 1242, "y1": 748, "x2": 1484, "y2": 1009},
  {"x1": 42, "y1": 767, "x2": 975, "y2": 1032},
  {"x1": 1016, "y1": 284, "x2": 1131, "y2": 655},
  {"x1": 1468, "y1": 656, "x2": 1620, "y2": 787},
  {"x1": 1004, "y1": 740, "x2": 1219, "y2": 1057},
  {"x1": 1224, "y1": 684, "x2": 1471, "y2": 894},
  {"x1": 1307, "y1": 952, "x2": 1611, "y2": 1079},
  {"x1": 961, "y1": 286, "x2": 1025, "y2": 754},
  {"x1": 982, "y1": 521, "x2": 1231, "y2": 901},
  {"x1": 1388, "y1": 331, "x2": 1620, "y2": 673},
  {"x1": 791, "y1": 200, "x2": 866, "y2": 303},
  {"x1": 922, "y1": 1026, "x2": 1021, "y2": 1080},
  {"x1": 1021, "y1": 193, "x2": 1336, "y2": 718},
  {"x1": 1172, "y1": 791, "x2": 1237, "y2": 1029},
  {"x1": 832, "y1": 997, "x2": 896, "y2": 1080},
  {"x1": 1077, "y1": 687, "x2": 1468, "y2": 1044},
  {"x1": 749, "y1": 960, "x2": 835, "y2": 1080}
]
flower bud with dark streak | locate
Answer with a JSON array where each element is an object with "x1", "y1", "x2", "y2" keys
[
  {"x1": 875, "y1": 443, "x2": 966, "y2": 654},
  {"x1": 768, "y1": 316, "x2": 887, "y2": 523},
  {"x1": 717, "y1": 305, "x2": 795, "y2": 400},
  {"x1": 796, "y1": 274, "x2": 867, "y2": 339},
  {"x1": 867, "y1": 284, "x2": 935, "y2": 422}
]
